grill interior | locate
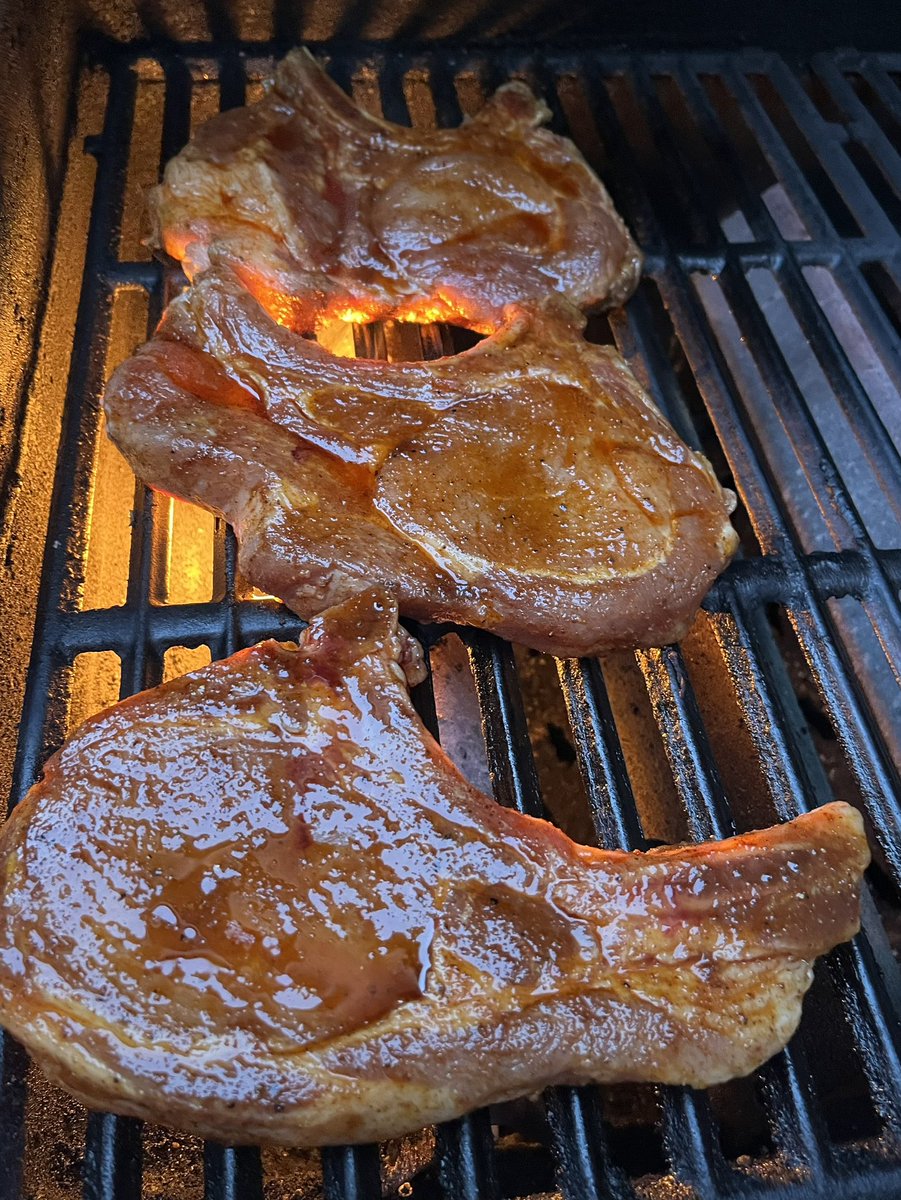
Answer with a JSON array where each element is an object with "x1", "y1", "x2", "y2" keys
[{"x1": 3, "y1": 35, "x2": 901, "y2": 1200}]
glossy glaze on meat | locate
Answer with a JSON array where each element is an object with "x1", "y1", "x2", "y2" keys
[
  {"x1": 0, "y1": 590, "x2": 869, "y2": 1146},
  {"x1": 149, "y1": 49, "x2": 642, "y2": 329},
  {"x1": 104, "y1": 269, "x2": 738, "y2": 656}
]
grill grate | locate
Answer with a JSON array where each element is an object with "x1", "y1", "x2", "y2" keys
[{"x1": 4, "y1": 40, "x2": 901, "y2": 1200}]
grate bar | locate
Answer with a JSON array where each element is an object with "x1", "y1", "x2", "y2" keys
[
  {"x1": 82, "y1": 1114, "x2": 143, "y2": 1200},
  {"x1": 631, "y1": 628, "x2": 789, "y2": 1192},
  {"x1": 203, "y1": 1145, "x2": 263, "y2": 1200},
  {"x1": 827, "y1": 927, "x2": 901, "y2": 1138},
  {"x1": 711, "y1": 260, "x2": 901, "y2": 624},
  {"x1": 436, "y1": 1112, "x2": 500, "y2": 1200},
  {"x1": 0, "y1": 1037, "x2": 27, "y2": 1200},
  {"x1": 321, "y1": 1145, "x2": 382, "y2": 1200},
  {"x1": 755, "y1": 1050, "x2": 834, "y2": 1178},
  {"x1": 635, "y1": 645, "x2": 735, "y2": 841},
  {"x1": 10, "y1": 57, "x2": 138, "y2": 793},
  {"x1": 463, "y1": 632, "x2": 545, "y2": 816},
  {"x1": 561, "y1": 636, "x2": 838, "y2": 1188},
  {"x1": 555, "y1": 658, "x2": 647, "y2": 850},
  {"x1": 123, "y1": 484, "x2": 162, "y2": 693},
  {"x1": 711, "y1": 591, "x2": 873, "y2": 1163},
  {"x1": 400, "y1": 596, "x2": 504, "y2": 1198},
  {"x1": 427, "y1": 54, "x2": 466, "y2": 128},
  {"x1": 217, "y1": 49, "x2": 247, "y2": 113},
  {"x1": 660, "y1": 1090, "x2": 732, "y2": 1200},
  {"x1": 51, "y1": 600, "x2": 302, "y2": 656},
  {"x1": 861, "y1": 61, "x2": 901, "y2": 137},
  {"x1": 556, "y1": 654, "x2": 741, "y2": 1197},
  {"x1": 543, "y1": 1087, "x2": 633, "y2": 1200},
  {"x1": 558, "y1": 602, "x2": 836, "y2": 1189}
]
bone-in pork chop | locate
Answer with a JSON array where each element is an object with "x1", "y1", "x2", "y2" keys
[
  {"x1": 0, "y1": 590, "x2": 868, "y2": 1145},
  {"x1": 104, "y1": 269, "x2": 738, "y2": 656},
  {"x1": 149, "y1": 49, "x2": 642, "y2": 329}
]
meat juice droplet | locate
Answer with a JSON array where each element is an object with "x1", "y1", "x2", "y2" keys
[{"x1": 149, "y1": 904, "x2": 178, "y2": 929}]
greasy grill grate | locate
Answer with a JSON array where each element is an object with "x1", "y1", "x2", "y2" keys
[{"x1": 4, "y1": 40, "x2": 901, "y2": 1200}]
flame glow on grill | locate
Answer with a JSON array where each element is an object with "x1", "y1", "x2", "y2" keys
[
  {"x1": 68, "y1": 652, "x2": 122, "y2": 733},
  {"x1": 163, "y1": 644, "x2": 212, "y2": 681},
  {"x1": 157, "y1": 496, "x2": 216, "y2": 605},
  {"x1": 229, "y1": 263, "x2": 488, "y2": 339},
  {"x1": 315, "y1": 316, "x2": 357, "y2": 358}
]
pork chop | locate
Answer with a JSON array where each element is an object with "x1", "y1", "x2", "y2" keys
[
  {"x1": 0, "y1": 589, "x2": 868, "y2": 1145},
  {"x1": 104, "y1": 269, "x2": 738, "y2": 656},
  {"x1": 149, "y1": 49, "x2": 642, "y2": 329}
]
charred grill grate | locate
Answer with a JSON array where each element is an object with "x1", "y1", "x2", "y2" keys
[{"x1": 4, "y1": 40, "x2": 901, "y2": 1200}]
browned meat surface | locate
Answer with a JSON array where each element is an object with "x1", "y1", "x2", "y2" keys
[
  {"x1": 104, "y1": 269, "x2": 738, "y2": 656},
  {"x1": 0, "y1": 590, "x2": 869, "y2": 1146},
  {"x1": 149, "y1": 49, "x2": 642, "y2": 329}
]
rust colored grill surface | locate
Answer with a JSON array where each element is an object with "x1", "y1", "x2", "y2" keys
[{"x1": 3, "y1": 41, "x2": 901, "y2": 1200}]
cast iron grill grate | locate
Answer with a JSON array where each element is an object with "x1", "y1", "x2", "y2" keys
[{"x1": 4, "y1": 40, "x2": 901, "y2": 1200}]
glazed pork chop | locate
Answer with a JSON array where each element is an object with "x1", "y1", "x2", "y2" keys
[
  {"x1": 149, "y1": 49, "x2": 642, "y2": 330},
  {"x1": 104, "y1": 269, "x2": 738, "y2": 656},
  {"x1": 0, "y1": 590, "x2": 868, "y2": 1146}
]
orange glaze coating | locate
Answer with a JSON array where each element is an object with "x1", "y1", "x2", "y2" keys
[
  {"x1": 104, "y1": 271, "x2": 738, "y2": 657},
  {"x1": 0, "y1": 590, "x2": 870, "y2": 1146},
  {"x1": 149, "y1": 49, "x2": 642, "y2": 329}
]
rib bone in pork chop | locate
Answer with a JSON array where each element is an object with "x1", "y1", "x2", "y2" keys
[
  {"x1": 104, "y1": 269, "x2": 738, "y2": 656},
  {"x1": 149, "y1": 49, "x2": 642, "y2": 328},
  {"x1": 0, "y1": 590, "x2": 869, "y2": 1146}
]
